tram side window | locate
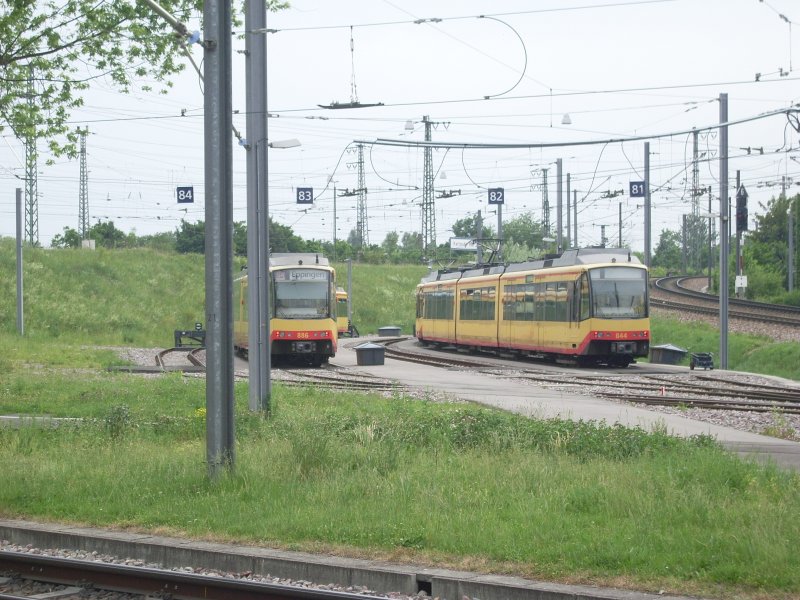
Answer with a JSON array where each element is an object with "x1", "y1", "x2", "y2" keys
[
  {"x1": 460, "y1": 286, "x2": 496, "y2": 320},
  {"x1": 580, "y1": 274, "x2": 591, "y2": 320},
  {"x1": 502, "y1": 283, "x2": 535, "y2": 321},
  {"x1": 422, "y1": 289, "x2": 454, "y2": 319}
]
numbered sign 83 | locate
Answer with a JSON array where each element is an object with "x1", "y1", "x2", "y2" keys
[{"x1": 296, "y1": 187, "x2": 313, "y2": 204}]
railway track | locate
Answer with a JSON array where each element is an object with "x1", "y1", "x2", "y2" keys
[
  {"x1": 652, "y1": 276, "x2": 800, "y2": 327},
  {"x1": 0, "y1": 551, "x2": 385, "y2": 600},
  {"x1": 378, "y1": 338, "x2": 800, "y2": 415}
]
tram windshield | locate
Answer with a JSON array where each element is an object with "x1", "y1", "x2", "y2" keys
[
  {"x1": 273, "y1": 269, "x2": 331, "y2": 318},
  {"x1": 589, "y1": 267, "x2": 648, "y2": 319}
]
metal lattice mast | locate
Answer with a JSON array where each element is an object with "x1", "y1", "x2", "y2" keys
[
  {"x1": 356, "y1": 143, "x2": 368, "y2": 248},
  {"x1": 421, "y1": 115, "x2": 435, "y2": 253},
  {"x1": 24, "y1": 66, "x2": 38, "y2": 246},
  {"x1": 78, "y1": 128, "x2": 90, "y2": 238}
]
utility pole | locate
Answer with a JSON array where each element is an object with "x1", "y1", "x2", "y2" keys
[
  {"x1": 204, "y1": 0, "x2": 235, "y2": 477},
  {"x1": 708, "y1": 186, "x2": 713, "y2": 291},
  {"x1": 600, "y1": 224, "x2": 607, "y2": 248},
  {"x1": 682, "y1": 214, "x2": 687, "y2": 274},
  {"x1": 644, "y1": 142, "x2": 651, "y2": 268},
  {"x1": 476, "y1": 210, "x2": 483, "y2": 264},
  {"x1": 565, "y1": 173, "x2": 571, "y2": 249},
  {"x1": 356, "y1": 143, "x2": 367, "y2": 249},
  {"x1": 422, "y1": 115, "x2": 435, "y2": 254},
  {"x1": 420, "y1": 116, "x2": 449, "y2": 254},
  {"x1": 25, "y1": 66, "x2": 38, "y2": 246},
  {"x1": 332, "y1": 182, "x2": 337, "y2": 261},
  {"x1": 244, "y1": 0, "x2": 270, "y2": 413},
  {"x1": 78, "y1": 128, "x2": 90, "y2": 238},
  {"x1": 573, "y1": 189, "x2": 578, "y2": 248},
  {"x1": 718, "y1": 92, "x2": 729, "y2": 369},
  {"x1": 16, "y1": 188, "x2": 24, "y2": 336},
  {"x1": 556, "y1": 158, "x2": 563, "y2": 252},
  {"x1": 789, "y1": 201, "x2": 794, "y2": 292},
  {"x1": 618, "y1": 202, "x2": 623, "y2": 247},
  {"x1": 541, "y1": 168, "x2": 550, "y2": 235}
]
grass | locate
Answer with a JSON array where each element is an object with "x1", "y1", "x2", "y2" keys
[
  {"x1": 649, "y1": 315, "x2": 800, "y2": 380},
  {"x1": 3, "y1": 241, "x2": 800, "y2": 598},
  {"x1": 1, "y1": 370, "x2": 799, "y2": 599}
]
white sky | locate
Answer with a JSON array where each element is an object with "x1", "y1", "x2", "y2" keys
[{"x1": 2, "y1": 0, "x2": 799, "y2": 252}]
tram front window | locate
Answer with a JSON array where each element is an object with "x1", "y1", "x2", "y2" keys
[
  {"x1": 589, "y1": 267, "x2": 647, "y2": 319},
  {"x1": 274, "y1": 281, "x2": 330, "y2": 318}
]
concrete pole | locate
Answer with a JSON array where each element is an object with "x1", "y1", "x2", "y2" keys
[
  {"x1": 573, "y1": 189, "x2": 578, "y2": 248},
  {"x1": 16, "y1": 188, "x2": 24, "y2": 336},
  {"x1": 497, "y1": 203, "x2": 503, "y2": 261},
  {"x1": 565, "y1": 173, "x2": 571, "y2": 249},
  {"x1": 204, "y1": 0, "x2": 236, "y2": 476},
  {"x1": 789, "y1": 203, "x2": 794, "y2": 292},
  {"x1": 333, "y1": 183, "x2": 337, "y2": 262},
  {"x1": 619, "y1": 202, "x2": 623, "y2": 247},
  {"x1": 718, "y1": 93, "x2": 729, "y2": 369},
  {"x1": 644, "y1": 142, "x2": 651, "y2": 268},
  {"x1": 347, "y1": 259, "x2": 353, "y2": 324},
  {"x1": 245, "y1": 0, "x2": 270, "y2": 412},
  {"x1": 556, "y1": 158, "x2": 563, "y2": 252}
]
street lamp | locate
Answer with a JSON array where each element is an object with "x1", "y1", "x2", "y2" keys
[{"x1": 269, "y1": 138, "x2": 301, "y2": 149}]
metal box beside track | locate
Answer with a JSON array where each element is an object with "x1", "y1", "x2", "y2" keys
[
  {"x1": 649, "y1": 343, "x2": 687, "y2": 365},
  {"x1": 378, "y1": 326, "x2": 401, "y2": 337},
  {"x1": 354, "y1": 342, "x2": 385, "y2": 366}
]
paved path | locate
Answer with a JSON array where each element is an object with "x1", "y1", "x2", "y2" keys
[{"x1": 334, "y1": 337, "x2": 800, "y2": 471}]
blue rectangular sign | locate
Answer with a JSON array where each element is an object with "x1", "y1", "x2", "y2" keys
[
  {"x1": 629, "y1": 181, "x2": 645, "y2": 198},
  {"x1": 296, "y1": 187, "x2": 313, "y2": 204},
  {"x1": 176, "y1": 186, "x2": 194, "y2": 203}
]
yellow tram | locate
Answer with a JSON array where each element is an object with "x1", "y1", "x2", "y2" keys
[
  {"x1": 235, "y1": 253, "x2": 337, "y2": 367},
  {"x1": 415, "y1": 248, "x2": 649, "y2": 367}
]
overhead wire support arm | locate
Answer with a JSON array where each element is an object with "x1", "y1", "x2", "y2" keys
[
  {"x1": 136, "y1": 0, "x2": 244, "y2": 144},
  {"x1": 354, "y1": 106, "x2": 800, "y2": 150}
]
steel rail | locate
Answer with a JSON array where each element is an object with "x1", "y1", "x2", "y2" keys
[{"x1": 0, "y1": 552, "x2": 386, "y2": 600}]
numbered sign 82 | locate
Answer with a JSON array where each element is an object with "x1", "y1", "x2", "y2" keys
[
  {"x1": 296, "y1": 187, "x2": 313, "y2": 204},
  {"x1": 488, "y1": 187, "x2": 505, "y2": 205}
]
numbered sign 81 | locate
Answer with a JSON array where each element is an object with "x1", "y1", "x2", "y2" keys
[
  {"x1": 176, "y1": 186, "x2": 194, "y2": 204},
  {"x1": 629, "y1": 181, "x2": 645, "y2": 198},
  {"x1": 488, "y1": 187, "x2": 505, "y2": 205}
]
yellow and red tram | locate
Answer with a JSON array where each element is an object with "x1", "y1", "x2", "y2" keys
[
  {"x1": 415, "y1": 248, "x2": 649, "y2": 367},
  {"x1": 235, "y1": 253, "x2": 337, "y2": 367}
]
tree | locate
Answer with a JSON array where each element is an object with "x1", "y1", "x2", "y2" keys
[
  {"x1": 651, "y1": 229, "x2": 683, "y2": 273},
  {"x1": 175, "y1": 219, "x2": 204, "y2": 254},
  {"x1": 502, "y1": 212, "x2": 546, "y2": 250},
  {"x1": 50, "y1": 226, "x2": 81, "y2": 248},
  {"x1": 0, "y1": 1, "x2": 287, "y2": 157},
  {"x1": 451, "y1": 215, "x2": 494, "y2": 240},
  {"x1": 89, "y1": 220, "x2": 126, "y2": 248}
]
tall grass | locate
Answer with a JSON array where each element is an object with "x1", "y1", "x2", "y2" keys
[
  {"x1": 0, "y1": 240, "x2": 207, "y2": 345},
  {"x1": 1, "y1": 382, "x2": 798, "y2": 598}
]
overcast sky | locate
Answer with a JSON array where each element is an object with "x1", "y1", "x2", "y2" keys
[{"x1": 2, "y1": 0, "x2": 799, "y2": 251}]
